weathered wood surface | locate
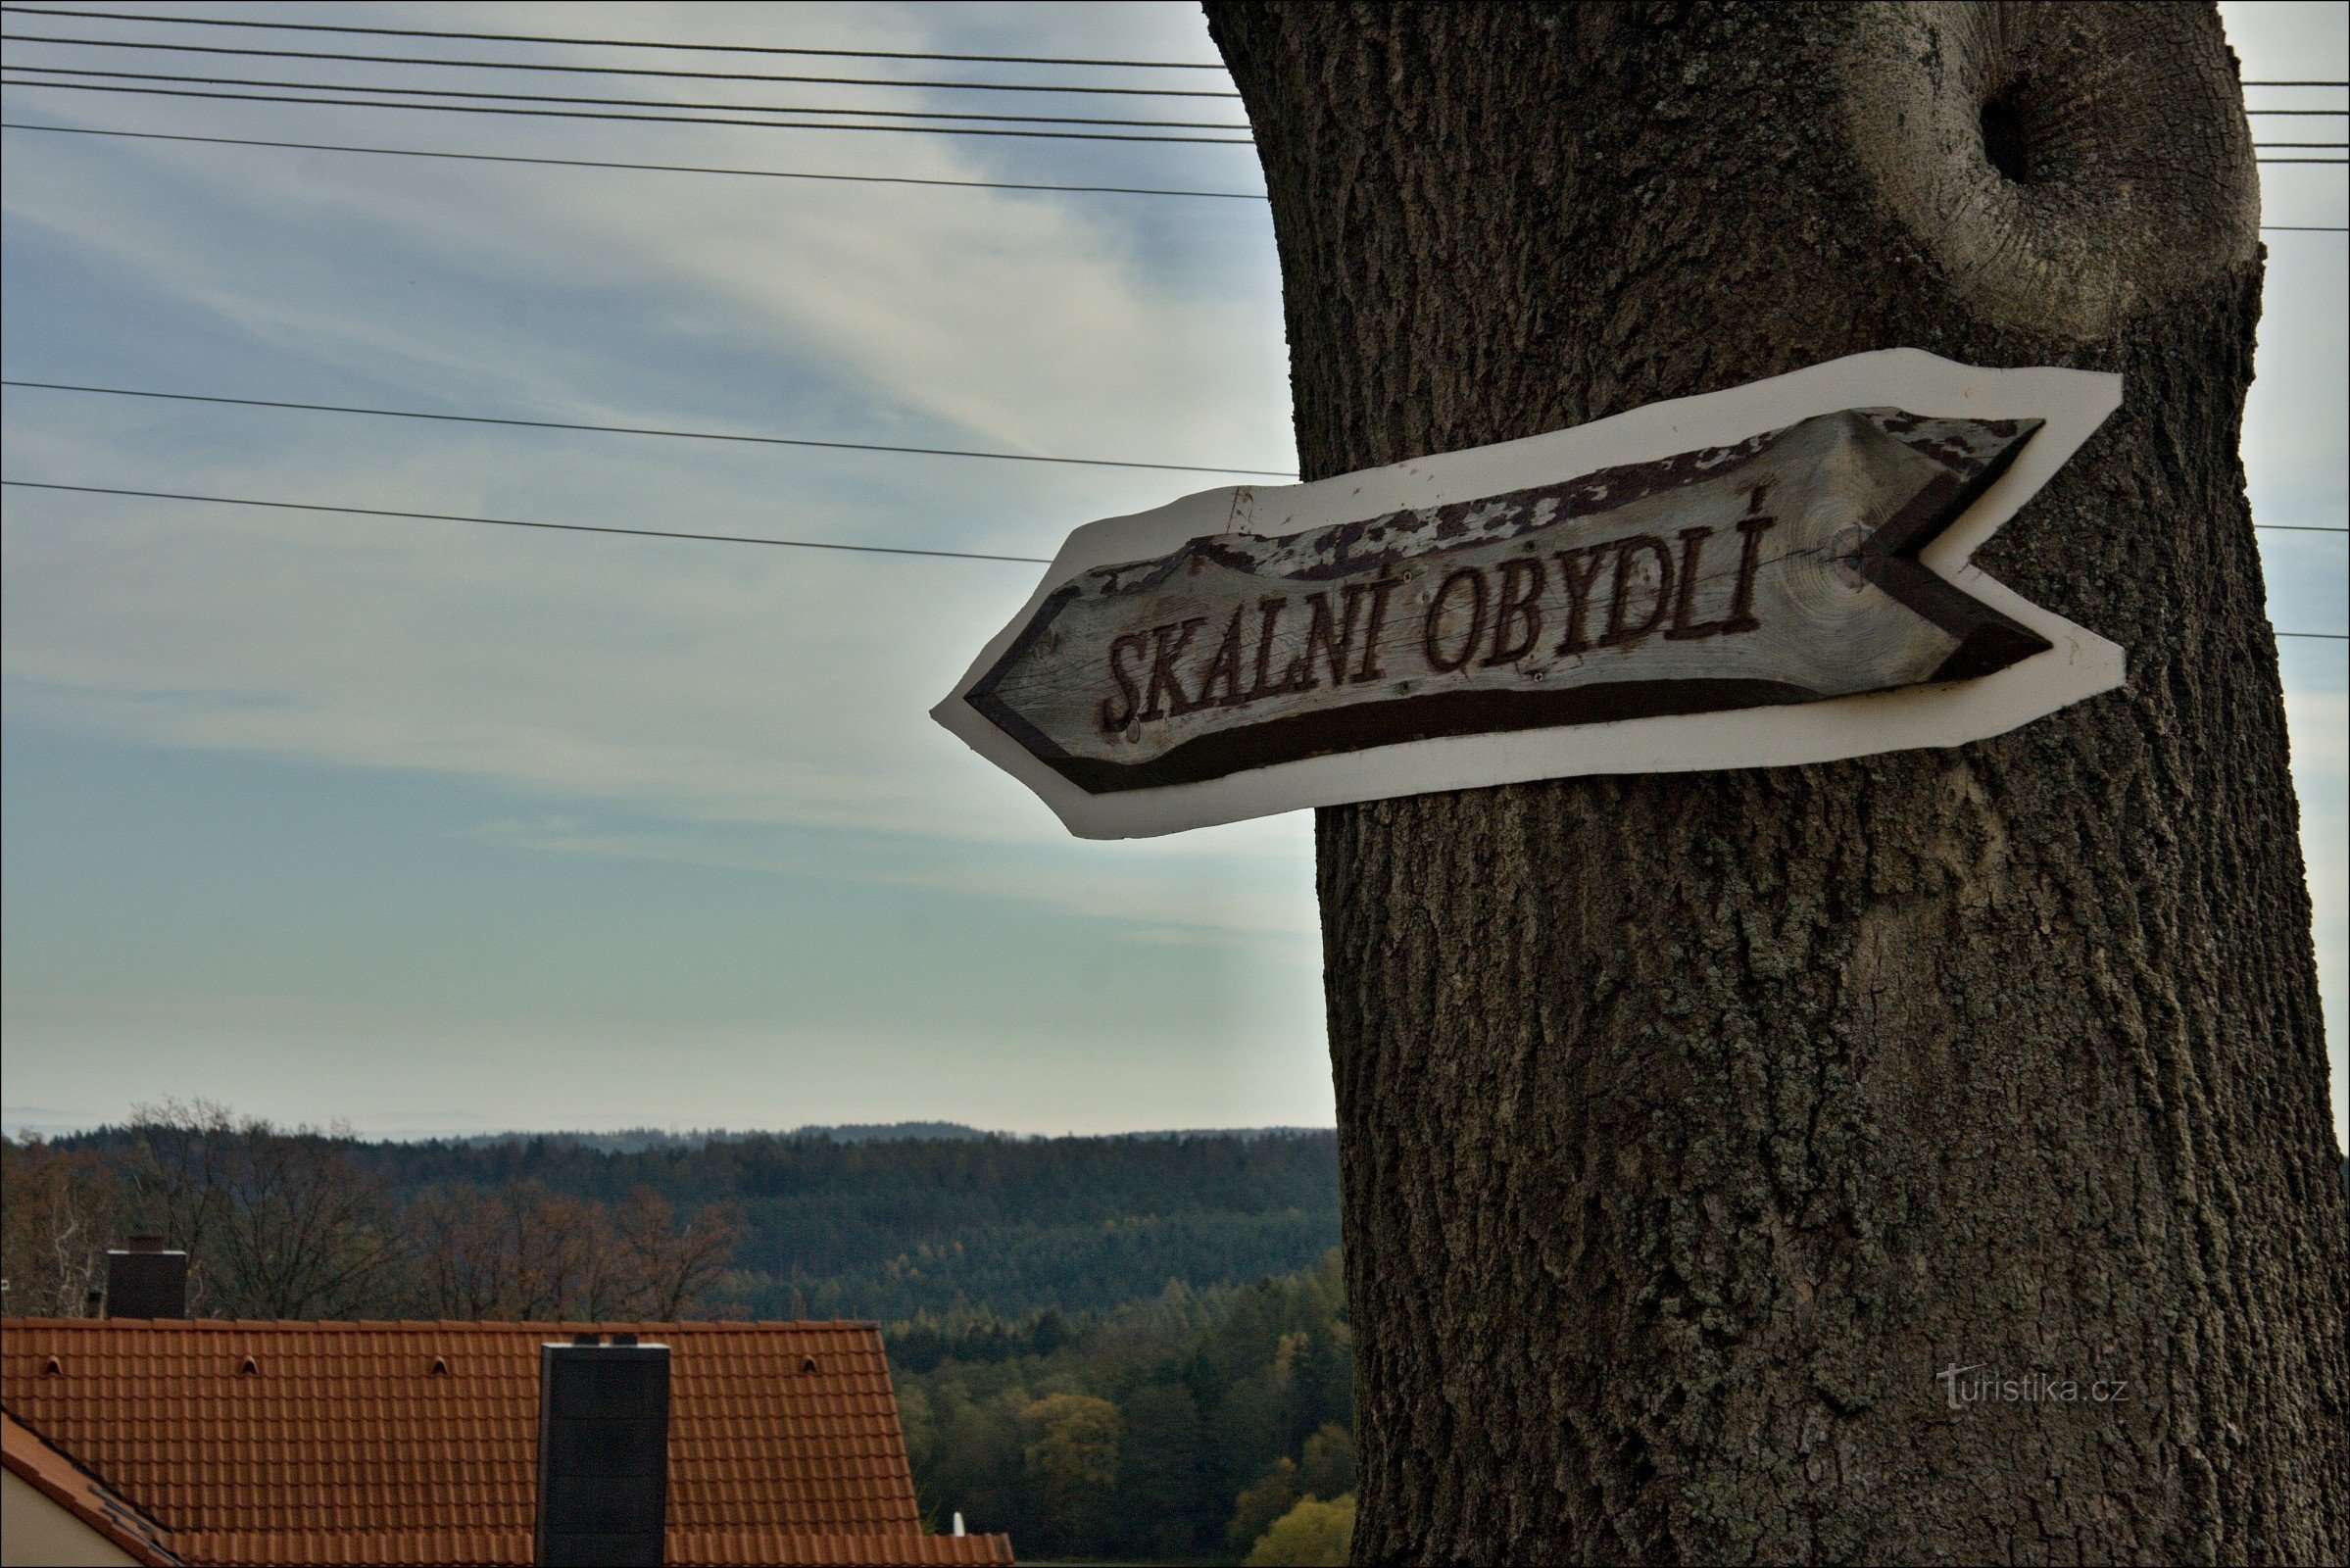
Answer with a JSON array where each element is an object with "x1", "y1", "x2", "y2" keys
[{"x1": 966, "y1": 408, "x2": 2043, "y2": 794}]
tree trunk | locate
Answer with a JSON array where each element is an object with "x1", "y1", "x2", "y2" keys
[{"x1": 1204, "y1": 4, "x2": 2349, "y2": 1562}]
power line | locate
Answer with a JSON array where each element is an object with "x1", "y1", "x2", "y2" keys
[
  {"x1": 0, "y1": 380, "x2": 1301, "y2": 478},
  {"x1": 7, "y1": 483, "x2": 2343, "y2": 630},
  {"x1": 0, "y1": 6, "x2": 1234, "y2": 70},
  {"x1": 0, "y1": 29, "x2": 1246, "y2": 98},
  {"x1": 0, "y1": 121, "x2": 1271, "y2": 199},
  {"x1": 5, "y1": 121, "x2": 2340, "y2": 220},
  {"x1": 0, "y1": 46, "x2": 2330, "y2": 132},
  {"x1": 10, "y1": 381, "x2": 2339, "y2": 537},
  {"x1": 0, "y1": 63, "x2": 1255, "y2": 130},
  {"x1": 0, "y1": 478, "x2": 1055, "y2": 563},
  {"x1": 0, "y1": 77, "x2": 1258, "y2": 143},
  {"x1": 5, "y1": 85, "x2": 2326, "y2": 159},
  {"x1": 11, "y1": 383, "x2": 2347, "y2": 525},
  {"x1": 2, "y1": 9, "x2": 2335, "y2": 90},
  {"x1": 12, "y1": 81, "x2": 2330, "y2": 164}
]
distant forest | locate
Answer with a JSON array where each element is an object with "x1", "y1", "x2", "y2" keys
[
  {"x1": 3, "y1": 1106, "x2": 1352, "y2": 1563},
  {"x1": 357, "y1": 1119, "x2": 1343, "y2": 1322}
]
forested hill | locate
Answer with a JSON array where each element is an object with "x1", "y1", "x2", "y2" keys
[
  {"x1": 53, "y1": 1123, "x2": 1345, "y2": 1324},
  {"x1": 15, "y1": 1117, "x2": 1354, "y2": 1556}
]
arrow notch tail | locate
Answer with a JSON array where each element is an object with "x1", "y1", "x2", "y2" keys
[{"x1": 1855, "y1": 418, "x2": 2055, "y2": 682}]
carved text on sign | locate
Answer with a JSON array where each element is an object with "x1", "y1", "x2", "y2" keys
[{"x1": 964, "y1": 409, "x2": 2047, "y2": 795}]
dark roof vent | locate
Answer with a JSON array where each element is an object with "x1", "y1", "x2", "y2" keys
[
  {"x1": 104, "y1": 1242, "x2": 188, "y2": 1319},
  {"x1": 430, "y1": 1355, "x2": 451, "y2": 1376},
  {"x1": 537, "y1": 1341, "x2": 669, "y2": 1568},
  {"x1": 41, "y1": 1355, "x2": 63, "y2": 1377},
  {"x1": 800, "y1": 1354, "x2": 818, "y2": 1374},
  {"x1": 238, "y1": 1355, "x2": 260, "y2": 1376}
]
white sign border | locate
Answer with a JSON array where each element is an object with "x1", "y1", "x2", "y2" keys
[{"x1": 933, "y1": 349, "x2": 2124, "y2": 841}]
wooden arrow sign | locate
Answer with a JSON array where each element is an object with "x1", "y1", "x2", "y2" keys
[{"x1": 937, "y1": 351, "x2": 2123, "y2": 839}]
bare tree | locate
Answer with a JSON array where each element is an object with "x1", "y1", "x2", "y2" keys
[
  {"x1": 125, "y1": 1100, "x2": 399, "y2": 1319},
  {"x1": 210, "y1": 1126, "x2": 400, "y2": 1319},
  {"x1": 120, "y1": 1099, "x2": 234, "y2": 1312},
  {"x1": 405, "y1": 1179, "x2": 597, "y2": 1319},
  {"x1": 404, "y1": 1181, "x2": 510, "y2": 1320},
  {"x1": 1207, "y1": 4, "x2": 2348, "y2": 1561},
  {"x1": 1, "y1": 1137, "x2": 131, "y2": 1317},
  {"x1": 405, "y1": 1180, "x2": 742, "y2": 1321},
  {"x1": 612, "y1": 1190, "x2": 745, "y2": 1320},
  {"x1": 10, "y1": 1110, "x2": 745, "y2": 1325}
]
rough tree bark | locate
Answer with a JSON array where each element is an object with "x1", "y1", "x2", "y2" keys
[{"x1": 1204, "y1": 5, "x2": 2348, "y2": 1563}]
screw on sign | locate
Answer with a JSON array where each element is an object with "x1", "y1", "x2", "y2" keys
[{"x1": 937, "y1": 350, "x2": 2124, "y2": 839}]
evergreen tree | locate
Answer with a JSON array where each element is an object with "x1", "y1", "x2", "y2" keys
[
  {"x1": 1113, "y1": 1384, "x2": 1212, "y2": 1560},
  {"x1": 1020, "y1": 1394, "x2": 1121, "y2": 1558}
]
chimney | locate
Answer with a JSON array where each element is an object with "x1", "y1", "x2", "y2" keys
[
  {"x1": 536, "y1": 1338, "x2": 669, "y2": 1567},
  {"x1": 104, "y1": 1236, "x2": 187, "y2": 1319}
]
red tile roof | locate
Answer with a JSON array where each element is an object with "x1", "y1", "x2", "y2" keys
[
  {"x1": 1, "y1": 1320, "x2": 1010, "y2": 1567},
  {"x1": 154, "y1": 1532, "x2": 1009, "y2": 1567},
  {"x1": 3, "y1": 1408, "x2": 180, "y2": 1566}
]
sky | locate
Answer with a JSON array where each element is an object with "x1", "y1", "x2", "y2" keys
[{"x1": 1, "y1": 3, "x2": 2342, "y2": 1141}]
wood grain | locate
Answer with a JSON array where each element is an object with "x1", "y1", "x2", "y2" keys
[{"x1": 966, "y1": 409, "x2": 2044, "y2": 793}]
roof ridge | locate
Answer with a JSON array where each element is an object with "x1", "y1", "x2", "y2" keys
[{"x1": 1, "y1": 1317, "x2": 880, "y2": 1331}]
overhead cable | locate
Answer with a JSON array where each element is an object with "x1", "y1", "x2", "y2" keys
[
  {"x1": 6, "y1": 80, "x2": 2334, "y2": 157},
  {"x1": 7, "y1": 484, "x2": 2345, "y2": 623},
  {"x1": 0, "y1": 77, "x2": 1258, "y2": 142},
  {"x1": 0, "y1": 479, "x2": 1055, "y2": 563},
  {"x1": 0, "y1": 77, "x2": 1254, "y2": 142},
  {"x1": 0, "y1": 30, "x2": 1247, "y2": 97},
  {"x1": 5, "y1": 121, "x2": 2339, "y2": 216},
  {"x1": 0, "y1": 121, "x2": 1270, "y2": 197},
  {"x1": 6, "y1": 82, "x2": 2333, "y2": 157},
  {"x1": 0, "y1": 6, "x2": 1234, "y2": 69},
  {"x1": 2, "y1": 11, "x2": 2337, "y2": 88},
  {"x1": 14, "y1": 383, "x2": 2345, "y2": 537},
  {"x1": 0, "y1": 63, "x2": 1255, "y2": 129},
  {"x1": 0, "y1": 380, "x2": 1300, "y2": 478}
]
